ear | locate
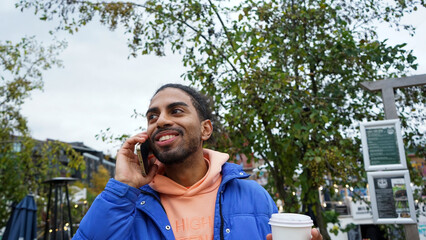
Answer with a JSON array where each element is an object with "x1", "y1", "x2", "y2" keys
[{"x1": 200, "y1": 119, "x2": 213, "y2": 141}]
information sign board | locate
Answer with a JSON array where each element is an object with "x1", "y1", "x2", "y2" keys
[
  {"x1": 367, "y1": 170, "x2": 416, "y2": 224},
  {"x1": 360, "y1": 119, "x2": 407, "y2": 171},
  {"x1": 350, "y1": 197, "x2": 373, "y2": 220}
]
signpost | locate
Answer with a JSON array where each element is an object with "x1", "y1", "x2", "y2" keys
[
  {"x1": 360, "y1": 119, "x2": 407, "y2": 171},
  {"x1": 361, "y1": 74, "x2": 426, "y2": 240},
  {"x1": 367, "y1": 170, "x2": 416, "y2": 224},
  {"x1": 360, "y1": 74, "x2": 426, "y2": 120}
]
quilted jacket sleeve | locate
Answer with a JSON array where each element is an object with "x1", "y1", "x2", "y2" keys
[{"x1": 72, "y1": 179, "x2": 140, "y2": 240}]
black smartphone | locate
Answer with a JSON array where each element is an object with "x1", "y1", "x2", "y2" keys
[{"x1": 135, "y1": 141, "x2": 151, "y2": 177}]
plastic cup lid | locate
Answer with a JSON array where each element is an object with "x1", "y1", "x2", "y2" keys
[{"x1": 269, "y1": 213, "x2": 313, "y2": 228}]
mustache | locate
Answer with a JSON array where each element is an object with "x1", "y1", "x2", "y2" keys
[{"x1": 152, "y1": 127, "x2": 184, "y2": 140}]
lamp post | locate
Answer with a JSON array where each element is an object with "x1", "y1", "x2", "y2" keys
[{"x1": 43, "y1": 177, "x2": 78, "y2": 240}]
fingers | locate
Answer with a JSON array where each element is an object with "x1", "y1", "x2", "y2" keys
[
  {"x1": 115, "y1": 132, "x2": 154, "y2": 188},
  {"x1": 311, "y1": 228, "x2": 322, "y2": 240},
  {"x1": 118, "y1": 133, "x2": 149, "y2": 159},
  {"x1": 266, "y1": 233, "x2": 272, "y2": 240},
  {"x1": 121, "y1": 132, "x2": 149, "y2": 150}
]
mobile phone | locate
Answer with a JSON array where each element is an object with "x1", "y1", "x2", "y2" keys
[{"x1": 135, "y1": 141, "x2": 151, "y2": 177}]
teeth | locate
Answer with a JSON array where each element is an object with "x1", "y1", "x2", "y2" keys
[{"x1": 159, "y1": 135, "x2": 175, "y2": 142}]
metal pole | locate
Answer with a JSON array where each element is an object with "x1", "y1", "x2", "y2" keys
[
  {"x1": 65, "y1": 184, "x2": 74, "y2": 237},
  {"x1": 59, "y1": 185, "x2": 64, "y2": 240},
  {"x1": 381, "y1": 87, "x2": 398, "y2": 119},
  {"x1": 44, "y1": 183, "x2": 53, "y2": 240},
  {"x1": 53, "y1": 184, "x2": 58, "y2": 240}
]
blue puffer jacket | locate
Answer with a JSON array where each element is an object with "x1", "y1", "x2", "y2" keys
[{"x1": 73, "y1": 162, "x2": 277, "y2": 240}]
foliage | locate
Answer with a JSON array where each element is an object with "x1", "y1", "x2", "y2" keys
[
  {"x1": 89, "y1": 165, "x2": 110, "y2": 196},
  {"x1": 323, "y1": 210, "x2": 340, "y2": 236},
  {"x1": 72, "y1": 165, "x2": 110, "y2": 206},
  {"x1": 379, "y1": 224, "x2": 405, "y2": 240},
  {"x1": 0, "y1": 37, "x2": 85, "y2": 228},
  {"x1": 17, "y1": 0, "x2": 426, "y2": 238},
  {"x1": 1, "y1": 36, "x2": 63, "y2": 138}
]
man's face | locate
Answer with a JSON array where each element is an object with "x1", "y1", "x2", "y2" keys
[{"x1": 145, "y1": 87, "x2": 208, "y2": 165}]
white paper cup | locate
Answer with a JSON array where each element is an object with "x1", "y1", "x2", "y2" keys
[{"x1": 269, "y1": 213, "x2": 313, "y2": 240}]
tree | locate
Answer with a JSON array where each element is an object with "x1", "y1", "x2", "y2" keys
[
  {"x1": 0, "y1": 37, "x2": 85, "y2": 228},
  {"x1": 72, "y1": 165, "x2": 110, "y2": 208},
  {"x1": 89, "y1": 165, "x2": 110, "y2": 197},
  {"x1": 18, "y1": 0, "x2": 425, "y2": 238}
]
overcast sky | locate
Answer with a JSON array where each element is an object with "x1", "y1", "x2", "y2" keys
[{"x1": 1, "y1": 1, "x2": 425, "y2": 155}]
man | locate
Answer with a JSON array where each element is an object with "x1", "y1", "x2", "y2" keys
[{"x1": 73, "y1": 84, "x2": 322, "y2": 239}]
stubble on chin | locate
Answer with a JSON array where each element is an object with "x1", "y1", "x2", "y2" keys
[
  {"x1": 154, "y1": 149, "x2": 186, "y2": 165},
  {"x1": 152, "y1": 140, "x2": 200, "y2": 166}
]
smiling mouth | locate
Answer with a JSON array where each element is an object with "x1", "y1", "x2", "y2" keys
[
  {"x1": 158, "y1": 135, "x2": 176, "y2": 142},
  {"x1": 153, "y1": 128, "x2": 183, "y2": 145}
]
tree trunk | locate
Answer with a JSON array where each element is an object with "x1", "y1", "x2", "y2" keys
[
  {"x1": 314, "y1": 193, "x2": 331, "y2": 240},
  {"x1": 271, "y1": 167, "x2": 299, "y2": 212}
]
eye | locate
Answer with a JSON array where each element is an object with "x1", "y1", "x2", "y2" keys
[
  {"x1": 171, "y1": 108, "x2": 184, "y2": 114},
  {"x1": 147, "y1": 113, "x2": 158, "y2": 121}
]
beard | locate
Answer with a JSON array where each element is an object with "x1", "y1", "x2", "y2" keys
[{"x1": 150, "y1": 131, "x2": 201, "y2": 165}]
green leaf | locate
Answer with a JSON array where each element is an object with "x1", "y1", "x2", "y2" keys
[{"x1": 238, "y1": 13, "x2": 243, "y2": 21}]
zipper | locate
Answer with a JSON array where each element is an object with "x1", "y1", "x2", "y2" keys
[
  {"x1": 219, "y1": 189, "x2": 224, "y2": 240},
  {"x1": 217, "y1": 167, "x2": 248, "y2": 240}
]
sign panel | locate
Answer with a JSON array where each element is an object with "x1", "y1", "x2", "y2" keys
[
  {"x1": 367, "y1": 170, "x2": 416, "y2": 224},
  {"x1": 360, "y1": 119, "x2": 407, "y2": 171},
  {"x1": 350, "y1": 197, "x2": 373, "y2": 220}
]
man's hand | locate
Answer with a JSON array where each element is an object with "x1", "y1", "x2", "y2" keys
[
  {"x1": 266, "y1": 228, "x2": 323, "y2": 240},
  {"x1": 114, "y1": 132, "x2": 158, "y2": 188},
  {"x1": 311, "y1": 228, "x2": 323, "y2": 240}
]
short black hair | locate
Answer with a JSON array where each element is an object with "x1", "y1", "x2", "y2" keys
[{"x1": 153, "y1": 83, "x2": 213, "y2": 122}]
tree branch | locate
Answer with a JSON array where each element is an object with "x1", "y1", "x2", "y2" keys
[{"x1": 207, "y1": 0, "x2": 248, "y2": 76}]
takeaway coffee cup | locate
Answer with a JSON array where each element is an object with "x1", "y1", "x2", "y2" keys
[{"x1": 268, "y1": 213, "x2": 313, "y2": 240}]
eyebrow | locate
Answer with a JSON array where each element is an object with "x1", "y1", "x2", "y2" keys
[{"x1": 146, "y1": 101, "x2": 190, "y2": 116}]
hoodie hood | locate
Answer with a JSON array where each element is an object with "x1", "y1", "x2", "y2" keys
[{"x1": 149, "y1": 149, "x2": 229, "y2": 197}]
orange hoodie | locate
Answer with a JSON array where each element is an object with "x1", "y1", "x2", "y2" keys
[{"x1": 149, "y1": 149, "x2": 229, "y2": 240}]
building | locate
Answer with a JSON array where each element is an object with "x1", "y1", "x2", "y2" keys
[{"x1": 67, "y1": 141, "x2": 116, "y2": 185}]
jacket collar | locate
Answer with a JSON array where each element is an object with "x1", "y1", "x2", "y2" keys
[{"x1": 140, "y1": 161, "x2": 249, "y2": 194}]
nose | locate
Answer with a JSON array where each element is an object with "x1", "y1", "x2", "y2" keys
[{"x1": 156, "y1": 113, "x2": 173, "y2": 128}]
